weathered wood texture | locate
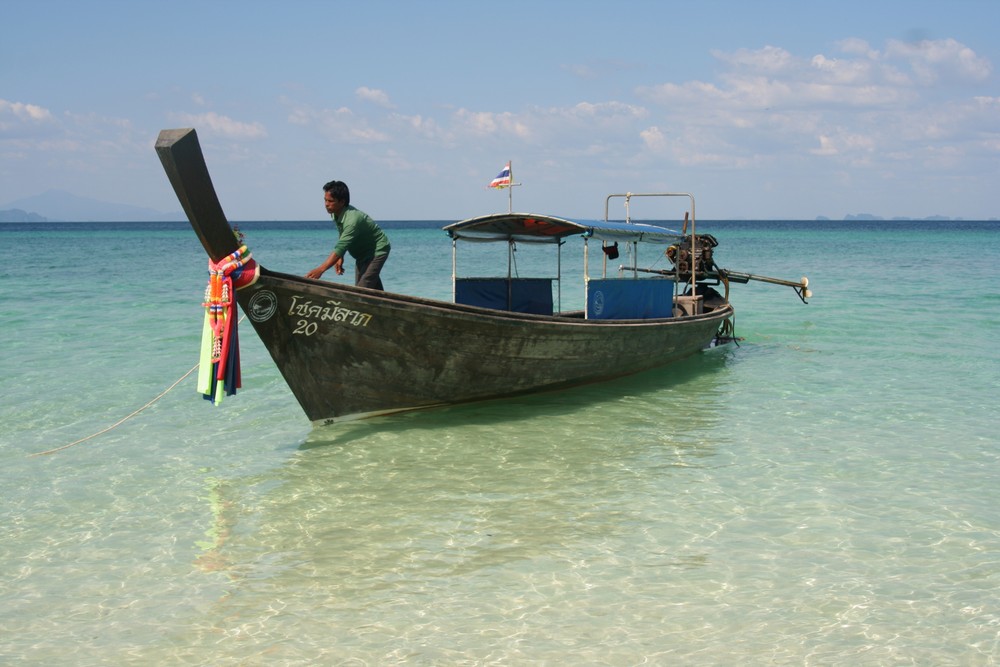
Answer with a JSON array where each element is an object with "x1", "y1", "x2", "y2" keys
[
  {"x1": 156, "y1": 128, "x2": 240, "y2": 262},
  {"x1": 236, "y1": 270, "x2": 732, "y2": 422}
]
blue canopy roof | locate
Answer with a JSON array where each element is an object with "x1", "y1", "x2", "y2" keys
[{"x1": 444, "y1": 213, "x2": 683, "y2": 245}]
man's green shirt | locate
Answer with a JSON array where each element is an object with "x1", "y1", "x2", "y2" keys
[{"x1": 332, "y1": 205, "x2": 391, "y2": 261}]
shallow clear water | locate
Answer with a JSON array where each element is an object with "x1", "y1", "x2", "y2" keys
[{"x1": 2, "y1": 220, "x2": 998, "y2": 664}]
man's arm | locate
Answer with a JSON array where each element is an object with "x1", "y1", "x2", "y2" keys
[{"x1": 306, "y1": 250, "x2": 344, "y2": 279}]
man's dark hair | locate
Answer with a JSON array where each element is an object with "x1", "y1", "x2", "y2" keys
[{"x1": 323, "y1": 180, "x2": 350, "y2": 205}]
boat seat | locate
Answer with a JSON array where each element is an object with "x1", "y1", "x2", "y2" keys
[
  {"x1": 586, "y1": 278, "x2": 674, "y2": 319},
  {"x1": 454, "y1": 278, "x2": 553, "y2": 315}
]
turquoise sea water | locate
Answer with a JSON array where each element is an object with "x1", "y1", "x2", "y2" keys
[{"x1": 2, "y1": 219, "x2": 998, "y2": 665}]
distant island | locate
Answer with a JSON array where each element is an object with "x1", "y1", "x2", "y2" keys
[
  {"x1": 7, "y1": 209, "x2": 990, "y2": 222},
  {"x1": 817, "y1": 213, "x2": 986, "y2": 221},
  {"x1": 0, "y1": 208, "x2": 48, "y2": 222},
  {"x1": 0, "y1": 189, "x2": 183, "y2": 222},
  {"x1": 0, "y1": 190, "x2": 995, "y2": 223}
]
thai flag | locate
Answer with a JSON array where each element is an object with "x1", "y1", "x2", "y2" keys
[{"x1": 489, "y1": 162, "x2": 512, "y2": 189}]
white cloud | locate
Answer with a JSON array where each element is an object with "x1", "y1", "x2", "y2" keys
[
  {"x1": 355, "y1": 87, "x2": 394, "y2": 108},
  {"x1": 449, "y1": 101, "x2": 646, "y2": 143},
  {"x1": 809, "y1": 131, "x2": 875, "y2": 158},
  {"x1": 389, "y1": 113, "x2": 444, "y2": 140},
  {"x1": 563, "y1": 101, "x2": 647, "y2": 121},
  {"x1": 640, "y1": 126, "x2": 667, "y2": 151},
  {"x1": 288, "y1": 105, "x2": 389, "y2": 143},
  {"x1": 0, "y1": 99, "x2": 55, "y2": 133},
  {"x1": 810, "y1": 53, "x2": 874, "y2": 85},
  {"x1": 885, "y1": 37, "x2": 992, "y2": 84},
  {"x1": 630, "y1": 37, "x2": 997, "y2": 177},
  {"x1": 0, "y1": 100, "x2": 53, "y2": 122},
  {"x1": 837, "y1": 38, "x2": 880, "y2": 60},
  {"x1": 168, "y1": 111, "x2": 267, "y2": 139},
  {"x1": 452, "y1": 109, "x2": 531, "y2": 139},
  {"x1": 248, "y1": 34, "x2": 994, "y2": 218},
  {"x1": 812, "y1": 135, "x2": 838, "y2": 156},
  {"x1": 715, "y1": 44, "x2": 795, "y2": 72}
]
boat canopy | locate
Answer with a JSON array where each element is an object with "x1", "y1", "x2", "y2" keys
[{"x1": 444, "y1": 213, "x2": 683, "y2": 245}]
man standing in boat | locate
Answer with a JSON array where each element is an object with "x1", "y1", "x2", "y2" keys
[{"x1": 306, "y1": 180, "x2": 391, "y2": 290}]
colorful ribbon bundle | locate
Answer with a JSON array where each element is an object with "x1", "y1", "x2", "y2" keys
[{"x1": 198, "y1": 245, "x2": 255, "y2": 404}]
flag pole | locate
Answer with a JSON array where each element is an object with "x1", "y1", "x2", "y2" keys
[
  {"x1": 506, "y1": 161, "x2": 522, "y2": 213},
  {"x1": 490, "y1": 161, "x2": 521, "y2": 212},
  {"x1": 508, "y1": 161, "x2": 513, "y2": 213}
]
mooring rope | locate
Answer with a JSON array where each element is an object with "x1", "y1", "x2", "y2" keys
[
  {"x1": 30, "y1": 314, "x2": 247, "y2": 457},
  {"x1": 30, "y1": 363, "x2": 200, "y2": 457}
]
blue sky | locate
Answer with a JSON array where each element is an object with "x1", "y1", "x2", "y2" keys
[{"x1": 2, "y1": 0, "x2": 998, "y2": 220}]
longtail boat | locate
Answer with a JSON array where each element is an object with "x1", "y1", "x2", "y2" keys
[{"x1": 156, "y1": 128, "x2": 809, "y2": 424}]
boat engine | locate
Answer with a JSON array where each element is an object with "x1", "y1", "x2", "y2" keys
[{"x1": 665, "y1": 234, "x2": 718, "y2": 282}]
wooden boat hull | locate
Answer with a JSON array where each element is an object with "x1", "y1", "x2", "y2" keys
[
  {"x1": 156, "y1": 127, "x2": 734, "y2": 424},
  {"x1": 238, "y1": 268, "x2": 732, "y2": 423}
]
